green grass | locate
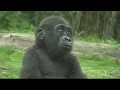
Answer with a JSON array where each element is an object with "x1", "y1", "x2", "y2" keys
[
  {"x1": 0, "y1": 28, "x2": 34, "y2": 34},
  {"x1": 0, "y1": 46, "x2": 120, "y2": 79},
  {"x1": 0, "y1": 46, "x2": 24, "y2": 78},
  {"x1": 74, "y1": 35, "x2": 119, "y2": 45},
  {"x1": 78, "y1": 56, "x2": 120, "y2": 79}
]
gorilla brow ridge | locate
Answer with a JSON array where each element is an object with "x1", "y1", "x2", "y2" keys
[{"x1": 54, "y1": 24, "x2": 72, "y2": 30}]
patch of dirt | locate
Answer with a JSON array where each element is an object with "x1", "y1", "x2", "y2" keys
[
  {"x1": 0, "y1": 33, "x2": 35, "y2": 49},
  {"x1": 0, "y1": 33, "x2": 120, "y2": 61},
  {"x1": 73, "y1": 41, "x2": 120, "y2": 61}
]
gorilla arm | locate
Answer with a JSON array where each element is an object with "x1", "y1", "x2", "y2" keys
[
  {"x1": 66, "y1": 54, "x2": 86, "y2": 79},
  {"x1": 20, "y1": 47, "x2": 55, "y2": 79},
  {"x1": 20, "y1": 48, "x2": 42, "y2": 79}
]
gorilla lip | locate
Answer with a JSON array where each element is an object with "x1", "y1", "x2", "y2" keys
[{"x1": 62, "y1": 44, "x2": 72, "y2": 49}]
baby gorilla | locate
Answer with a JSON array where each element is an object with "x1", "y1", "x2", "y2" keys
[{"x1": 20, "y1": 16, "x2": 86, "y2": 79}]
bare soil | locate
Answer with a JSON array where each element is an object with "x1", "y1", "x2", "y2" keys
[{"x1": 0, "y1": 33, "x2": 120, "y2": 61}]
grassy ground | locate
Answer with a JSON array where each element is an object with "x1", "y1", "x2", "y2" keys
[
  {"x1": 0, "y1": 47, "x2": 24, "y2": 78},
  {"x1": 78, "y1": 56, "x2": 120, "y2": 78},
  {"x1": 0, "y1": 46, "x2": 120, "y2": 79}
]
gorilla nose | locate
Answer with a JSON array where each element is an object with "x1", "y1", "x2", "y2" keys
[{"x1": 63, "y1": 36, "x2": 71, "y2": 42}]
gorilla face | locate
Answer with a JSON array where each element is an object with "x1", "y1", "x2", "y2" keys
[
  {"x1": 36, "y1": 16, "x2": 73, "y2": 57},
  {"x1": 54, "y1": 24, "x2": 73, "y2": 51}
]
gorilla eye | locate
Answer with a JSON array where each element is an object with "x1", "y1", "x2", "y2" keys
[
  {"x1": 67, "y1": 31, "x2": 70, "y2": 34},
  {"x1": 66, "y1": 30, "x2": 72, "y2": 35},
  {"x1": 58, "y1": 29, "x2": 62, "y2": 32}
]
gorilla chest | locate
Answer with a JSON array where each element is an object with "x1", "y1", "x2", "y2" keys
[{"x1": 40, "y1": 60, "x2": 69, "y2": 78}]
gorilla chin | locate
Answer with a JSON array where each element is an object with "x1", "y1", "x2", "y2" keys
[{"x1": 59, "y1": 45, "x2": 72, "y2": 54}]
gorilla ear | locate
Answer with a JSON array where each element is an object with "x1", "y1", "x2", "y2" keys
[{"x1": 37, "y1": 28, "x2": 45, "y2": 40}]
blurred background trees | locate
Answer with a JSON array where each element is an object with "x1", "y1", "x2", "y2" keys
[{"x1": 0, "y1": 11, "x2": 120, "y2": 42}]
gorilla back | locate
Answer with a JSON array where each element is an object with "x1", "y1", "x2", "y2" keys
[{"x1": 20, "y1": 16, "x2": 86, "y2": 79}]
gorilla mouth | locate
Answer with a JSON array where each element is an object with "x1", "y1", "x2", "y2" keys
[{"x1": 62, "y1": 44, "x2": 72, "y2": 49}]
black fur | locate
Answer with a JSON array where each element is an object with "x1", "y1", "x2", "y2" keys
[{"x1": 20, "y1": 16, "x2": 86, "y2": 79}]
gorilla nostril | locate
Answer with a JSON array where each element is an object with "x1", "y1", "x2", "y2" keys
[
  {"x1": 66, "y1": 38, "x2": 71, "y2": 41},
  {"x1": 68, "y1": 39, "x2": 71, "y2": 42},
  {"x1": 63, "y1": 36, "x2": 71, "y2": 42}
]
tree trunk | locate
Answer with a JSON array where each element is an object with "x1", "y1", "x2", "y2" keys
[
  {"x1": 109, "y1": 11, "x2": 117, "y2": 38},
  {"x1": 34, "y1": 11, "x2": 39, "y2": 27}
]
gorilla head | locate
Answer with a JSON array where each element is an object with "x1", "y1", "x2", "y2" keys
[{"x1": 35, "y1": 16, "x2": 73, "y2": 58}]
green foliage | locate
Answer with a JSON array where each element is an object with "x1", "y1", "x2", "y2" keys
[
  {"x1": 0, "y1": 11, "x2": 120, "y2": 42},
  {"x1": 103, "y1": 39, "x2": 118, "y2": 45},
  {"x1": 74, "y1": 34, "x2": 119, "y2": 45},
  {"x1": 74, "y1": 34, "x2": 101, "y2": 43},
  {"x1": 0, "y1": 11, "x2": 35, "y2": 33}
]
